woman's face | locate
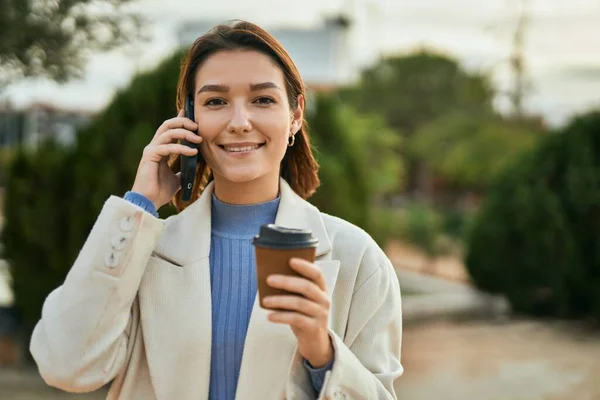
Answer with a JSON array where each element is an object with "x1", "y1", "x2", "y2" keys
[{"x1": 193, "y1": 50, "x2": 303, "y2": 188}]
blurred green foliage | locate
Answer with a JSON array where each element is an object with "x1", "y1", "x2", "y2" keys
[
  {"x1": 0, "y1": 147, "x2": 16, "y2": 185},
  {"x1": 409, "y1": 111, "x2": 541, "y2": 189},
  {"x1": 339, "y1": 48, "x2": 545, "y2": 260},
  {"x1": 339, "y1": 50, "x2": 494, "y2": 135},
  {"x1": 0, "y1": 0, "x2": 144, "y2": 86},
  {"x1": 396, "y1": 204, "x2": 445, "y2": 256},
  {"x1": 2, "y1": 142, "x2": 75, "y2": 338},
  {"x1": 372, "y1": 203, "x2": 473, "y2": 257},
  {"x1": 466, "y1": 111, "x2": 600, "y2": 321},
  {"x1": 307, "y1": 93, "x2": 403, "y2": 244},
  {"x1": 339, "y1": 50, "x2": 542, "y2": 194}
]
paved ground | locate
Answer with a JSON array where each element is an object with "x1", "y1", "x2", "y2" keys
[
  {"x1": 396, "y1": 319, "x2": 600, "y2": 400},
  {"x1": 396, "y1": 267, "x2": 510, "y2": 324},
  {"x1": 385, "y1": 240, "x2": 471, "y2": 284}
]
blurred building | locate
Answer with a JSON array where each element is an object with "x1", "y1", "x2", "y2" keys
[
  {"x1": 0, "y1": 225, "x2": 20, "y2": 366},
  {"x1": 0, "y1": 102, "x2": 94, "y2": 150},
  {"x1": 177, "y1": 15, "x2": 364, "y2": 92}
]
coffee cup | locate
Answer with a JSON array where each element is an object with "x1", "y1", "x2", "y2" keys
[{"x1": 252, "y1": 224, "x2": 319, "y2": 310}]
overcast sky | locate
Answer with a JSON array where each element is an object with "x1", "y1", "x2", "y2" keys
[{"x1": 4, "y1": 0, "x2": 600, "y2": 127}]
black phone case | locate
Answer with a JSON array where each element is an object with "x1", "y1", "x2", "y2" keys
[{"x1": 180, "y1": 95, "x2": 200, "y2": 201}]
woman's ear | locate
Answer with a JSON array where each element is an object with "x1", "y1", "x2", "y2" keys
[{"x1": 291, "y1": 94, "x2": 305, "y2": 133}]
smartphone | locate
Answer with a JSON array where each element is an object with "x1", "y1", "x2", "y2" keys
[{"x1": 180, "y1": 94, "x2": 201, "y2": 201}]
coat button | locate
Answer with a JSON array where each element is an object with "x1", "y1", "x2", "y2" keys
[
  {"x1": 104, "y1": 252, "x2": 120, "y2": 268},
  {"x1": 120, "y1": 215, "x2": 135, "y2": 232},
  {"x1": 111, "y1": 235, "x2": 127, "y2": 251}
]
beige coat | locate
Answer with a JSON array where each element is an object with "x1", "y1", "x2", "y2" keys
[{"x1": 30, "y1": 179, "x2": 403, "y2": 399}]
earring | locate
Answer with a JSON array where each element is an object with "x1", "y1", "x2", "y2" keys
[{"x1": 288, "y1": 133, "x2": 296, "y2": 147}]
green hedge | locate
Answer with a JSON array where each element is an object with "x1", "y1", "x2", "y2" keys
[
  {"x1": 1, "y1": 52, "x2": 184, "y2": 338},
  {"x1": 466, "y1": 111, "x2": 600, "y2": 320},
  {"x1": 2, "y1": 142, "x2": 76, "y2": 338}
]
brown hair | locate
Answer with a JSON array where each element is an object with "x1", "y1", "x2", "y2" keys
[{"x1": 168, "y1": 20, "x2": 320, "y2": 211}]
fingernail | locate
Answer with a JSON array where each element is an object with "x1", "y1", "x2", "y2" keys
[{"x1": 268, "y1": 276, "x2": 280, "y2": 285}]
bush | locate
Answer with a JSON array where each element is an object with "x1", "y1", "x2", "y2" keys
[
  {"x1": 0, "y1": 147, "x2": 16, "y2": 186},
  {"x1": 306, "y1": 94, "x2": 403, "y2": 244},
  {"x1": 398, "y1": 204, "x2": 445, "y2": 255},
  {"x1": 2, "y1": 142, "x2": 75, "y2": 338},
  {"x1": 371, "y1": 203, "x2": 470, "y2": 257},
  {"x1": 466, "y1": 111, "x2": 600, "y2": 320}
]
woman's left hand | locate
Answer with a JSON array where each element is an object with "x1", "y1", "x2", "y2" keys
[{"x1": 264, "y1": 257, "x2": 334, "y2": 368}]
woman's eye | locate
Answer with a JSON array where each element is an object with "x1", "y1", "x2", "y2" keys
[
  {"x1": 254, "y1": 97, "x2": 274, "y2": 105},
  {"x1": 205, "y1": 98, "x2": 226, "y2": 106}
]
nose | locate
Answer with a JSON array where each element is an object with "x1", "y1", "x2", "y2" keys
[{"x1": 226, "y1": 103, "x2": 252, "y2": 134}]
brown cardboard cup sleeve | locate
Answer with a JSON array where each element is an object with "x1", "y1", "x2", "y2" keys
[{"x1": 252, "y1": 224, "x2": 319, "y2": 310}]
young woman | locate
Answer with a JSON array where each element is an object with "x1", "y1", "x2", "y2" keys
[{"x1": 30, "y1": 21, "x2": 403, "y2": 399}]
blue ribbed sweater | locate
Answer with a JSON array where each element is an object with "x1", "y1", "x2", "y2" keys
[{"x1": 124, "y1": 191, "x2": 333, "y2": 399}]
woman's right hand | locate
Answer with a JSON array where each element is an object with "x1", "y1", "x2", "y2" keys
[{"x1": 131, "y1": 110, "x2": 202, "y2": 210}]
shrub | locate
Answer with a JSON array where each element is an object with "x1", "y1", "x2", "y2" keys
[
  {"x1": 466, "y1": 111, "x2": 600, "y2": 320},
  {"x1": 371, "y1": 203, "x2": 469, "y2": 257},
  {"x1": 306, "y1": 94, "x2": 403, "y2": 244},
  {"x1": 2, "y1": 142, "x2": 75, "y2": 337}
]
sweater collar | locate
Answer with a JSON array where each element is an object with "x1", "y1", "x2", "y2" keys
[
  {"x1": 210, "y1": 193, "x2": 280, "y2": 238},
  {"x1": 154, "y1": 178, "x2": 333, "y2": 265}
]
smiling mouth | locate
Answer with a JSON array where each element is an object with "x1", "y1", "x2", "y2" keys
[{"x1": 218, "y1": 143, "x2": 265, "y2": 153}]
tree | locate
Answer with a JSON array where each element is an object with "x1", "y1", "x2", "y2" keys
[
  {"x1": 466, "y1": 110, "x2": 600, "y2": 321},
  {"x1": 339, "y1": 50, "x2": 494, "y2": 136},
  {"x1": 409, "y1": 111, "x2": 540, "y2": 190},
  {"x1": 0, "y1": 0, "x2": 144, "y2": 87},
  {"x1": 338, "y1": 50, "x2": 495, "y2": 194}
]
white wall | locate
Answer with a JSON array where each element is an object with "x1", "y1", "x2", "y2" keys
[{"x1": 178, "y1": 18, "x2": 359, "y2": 87}]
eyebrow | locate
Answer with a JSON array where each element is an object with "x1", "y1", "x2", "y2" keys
[
  {"x1": 197, "y1": 82, "x2": 282, "y2": 95},
  {"x1": 250, "y1": 82, "x2": 282, "y2": 92}
]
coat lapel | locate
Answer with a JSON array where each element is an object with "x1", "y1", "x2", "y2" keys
[
  {"x1": 235, "y1": 179, "x2": 341, "y2": 399},
  {"x1": 138, "y1": 182, "x2": 215, "y2": 400}
]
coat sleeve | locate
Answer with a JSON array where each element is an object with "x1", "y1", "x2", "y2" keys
[
  {"x1": 29, "y1": 195, "x2": 164, "y2": 393},
  {"x1": 318, "y1": 258, "x2": 403, "y2": 400}
]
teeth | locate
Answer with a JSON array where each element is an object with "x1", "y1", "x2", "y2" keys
[{"x1": 224, "y1": 144, "x2": 260, "y2": 152}]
